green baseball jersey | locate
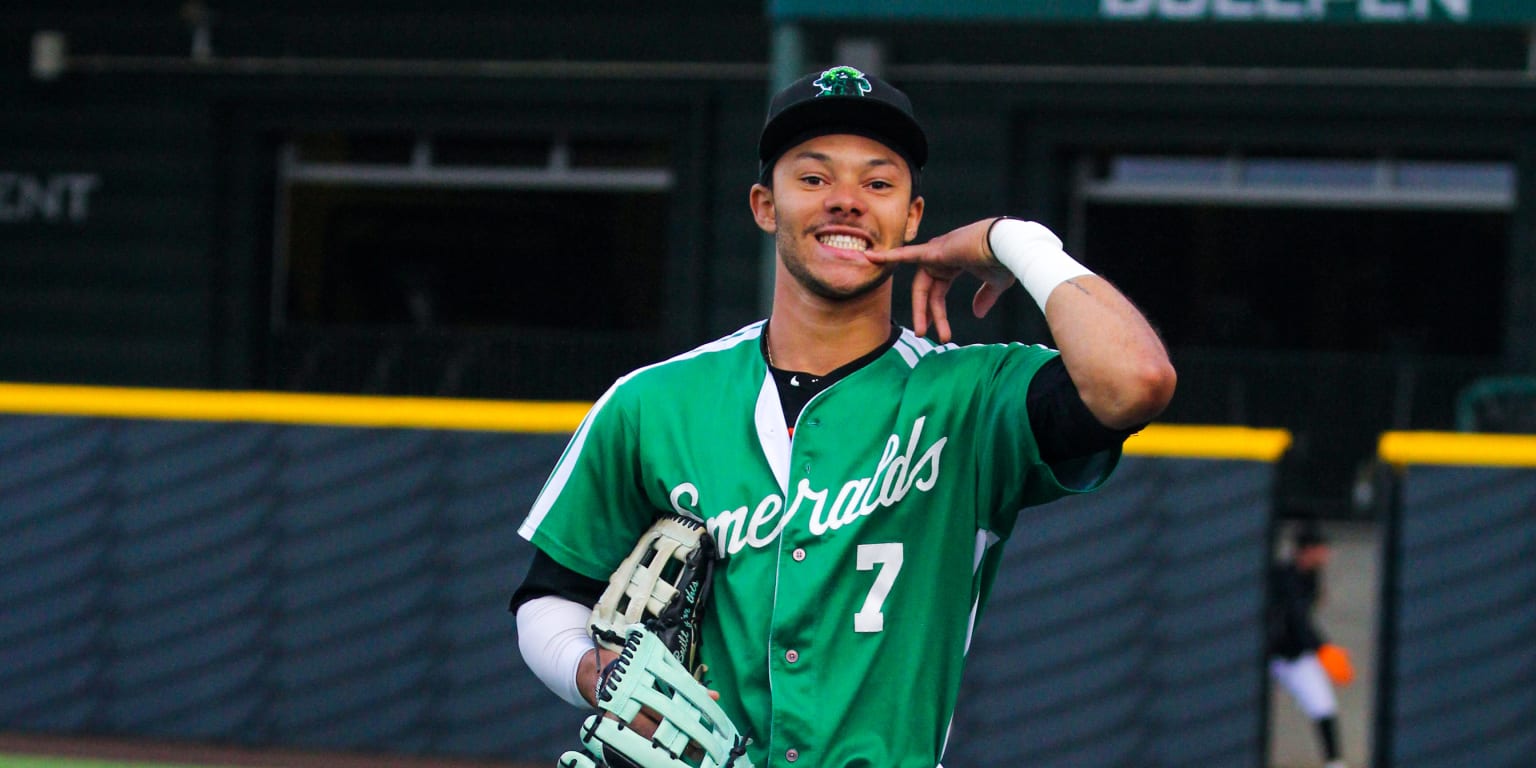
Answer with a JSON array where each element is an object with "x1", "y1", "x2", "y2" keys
[{"x1": 519, "y1": 320, "x2": 1120, "y2": 768}]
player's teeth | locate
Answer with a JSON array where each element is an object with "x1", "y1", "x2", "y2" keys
[{"x1": 819, "y1": 234, "x2": 868, "y2": 251}]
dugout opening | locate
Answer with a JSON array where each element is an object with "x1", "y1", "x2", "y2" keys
[
  {"x1": 1073, "y1": 153, "x2": 1513, "y2": 519},
  {"x1": 266, "y1": 129, "x2": 679, "y2": 399}
]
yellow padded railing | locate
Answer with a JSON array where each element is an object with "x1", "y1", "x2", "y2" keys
[
  {"x1": 0, "y1": 382, "x2": 1300, "y2": 462},
  {"x1": 1378, "y1": 431, "x2": 1536, "y2": 468},
  {"x1": 0, "y1": 382, "x2": 590, "y2": 434}
]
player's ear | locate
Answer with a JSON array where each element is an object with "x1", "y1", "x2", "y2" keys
[
  {"x1": 904, "y1": 194, "x2": 924, "y2": 243},
  {"x1": 749, "y1": 183, "x2": 777, "y2": 234}
]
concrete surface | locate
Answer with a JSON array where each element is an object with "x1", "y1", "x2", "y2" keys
[{"x1": 1268, "y1": 519, "x2": 1380, "y2": 768}]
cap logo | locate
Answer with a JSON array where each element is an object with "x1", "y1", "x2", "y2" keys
[{"x1": 813, "y1": 66, "x2": 872, "y2": 98}]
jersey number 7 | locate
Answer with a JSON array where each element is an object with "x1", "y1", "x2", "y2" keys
[{"x1": 854, "y1": 543, "x2": 904, "y2": 633}]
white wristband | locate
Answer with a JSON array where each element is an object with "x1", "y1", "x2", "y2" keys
[
  {"x1": 987, "y1": 218, "x2": 1093, "y2": 312},
  {"x1": 516, "y1": 595, "x2": 597, "y2": 709}
]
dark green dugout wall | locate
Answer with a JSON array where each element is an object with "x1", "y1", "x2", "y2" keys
[
  {"x1": 7, "y1": 3, "x2": 1536, "y2": 396},
  {"x1": 6, "y1": 5, "x2": 1536, "y2": 538},
  {"x1": 0, "y1": 384, "x2": 1289, "y2": 767}
]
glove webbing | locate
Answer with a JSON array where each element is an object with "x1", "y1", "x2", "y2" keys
[{"x1": 578, "y1": 625, "x2": 752, "y2": 768}]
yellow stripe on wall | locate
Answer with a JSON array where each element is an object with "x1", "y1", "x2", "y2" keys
[
  {"x1": 0, "y1": 382, "x2": 592, "y2": 434},
  {"x1": 1123, "y1": 424, "x2": 1292, "y2": 462},
  {"x1": 2, "y1": 382, "x2": 1297, "y2": 461},
  {"x1": 1378, "y1": 431, "x2": 1536, "y2": 468}
]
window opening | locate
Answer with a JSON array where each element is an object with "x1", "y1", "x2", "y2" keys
[
  {"x1": 274, "y1": 132, "x2": 673, "y2": 332},
  {"x1": 1079, "y1": 154, "x2": 1513, "y2": 211}
]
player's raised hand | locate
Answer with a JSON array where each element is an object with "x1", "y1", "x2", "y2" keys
[{"x1": 866, "y1": 217, "x2": 1017, "y2": 343}]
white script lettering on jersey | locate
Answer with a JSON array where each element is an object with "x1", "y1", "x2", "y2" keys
[{"x1": 671, "y1": 417, "x2": 949, "y2": 556}]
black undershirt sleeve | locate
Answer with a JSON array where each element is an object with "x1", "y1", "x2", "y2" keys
[
  {"x1": 509, "y1": 548, "x2": 607, "y2": 613},
  {"x1": 1027, "y1": 356, "x2": 1146, "y2": 464}
]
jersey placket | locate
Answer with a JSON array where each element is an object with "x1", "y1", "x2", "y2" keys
[{"x1": 764, "y1": 392, "x2": 833, "y2": 767}]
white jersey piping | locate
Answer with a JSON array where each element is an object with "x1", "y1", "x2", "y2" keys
[{"x1": 519, "y1": 321, "x2": 765, "y2": 539}]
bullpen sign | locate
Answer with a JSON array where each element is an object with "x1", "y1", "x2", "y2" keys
[
  {"x1": 1102, "y1": 0, "x2": 1467, "y2": 21},
  {"x1": 770, "y1": 0, "x2": 1525, "y2": 24}
]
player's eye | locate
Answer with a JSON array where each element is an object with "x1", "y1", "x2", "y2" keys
[
  {"x1": 867, "y1": 179, "x2": 894, "y2": 191},
  {"x1": 800, "y1": 174, "x2": 827, "y2": 186}
]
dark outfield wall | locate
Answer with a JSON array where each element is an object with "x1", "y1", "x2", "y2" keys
[
  {"x1": 955, "y1": 454, "x2": 1275, "y2": 766},
  {"x1": 0, "y1": 414, "x2": 574, "y2": 755},
  {"x1": 0, "y1": 392, "x2": 1284, "y2": 767},
  {"x1": 1376, "y1": 433, "x2": 1536, "y2": 768}
]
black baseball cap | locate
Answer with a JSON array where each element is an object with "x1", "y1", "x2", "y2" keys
[
  {"x1": 1294, "y1": 525, "x2": 1328, "y2": 548},
  {"x1": 757, "y1": 65, "x2": 928, "y2": 185}
]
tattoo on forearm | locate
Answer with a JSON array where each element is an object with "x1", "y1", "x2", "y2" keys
[{"x1": 1065, "y1": 278, "x2": 1092, "y2": 296}]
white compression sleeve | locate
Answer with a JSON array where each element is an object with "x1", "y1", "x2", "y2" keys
[
  {"x1": 516, "y1": 594, "x2": 596, "y2": 709},
  {"x1": 987, "y1": 218, "x2": 1094, "y2": 312}
]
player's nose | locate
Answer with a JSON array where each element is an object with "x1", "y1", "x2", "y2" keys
[{"x1": 823, "y1": 179, "x2": 866, "y2": 217}]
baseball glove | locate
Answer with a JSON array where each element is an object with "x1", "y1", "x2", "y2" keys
[
  {"x1": 559, "y1": 624, "x2": 754, "y2": 768},
  {"x1": 1317, "y1": 643, "x2": 1355, "y2": 686},
  {"x1": 589, "y1": 513, "x2": 716, "y2": 678}
]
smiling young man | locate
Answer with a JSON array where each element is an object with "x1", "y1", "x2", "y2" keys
[
  {"x1": 513, "y1": 65, "x2": 1176, "y2": 767},
  {"x1": 750, "y1": 132, "x2": 923, "y2": 378}
]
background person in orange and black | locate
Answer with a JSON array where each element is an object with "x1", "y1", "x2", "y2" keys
[{"x1": 1267, "y1": 524, "x2": 1355, "y2": 768}]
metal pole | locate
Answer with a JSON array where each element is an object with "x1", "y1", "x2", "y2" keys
[
  {"x1": 1528, "y1": 25, "x2": 1536, "y2": 74},
  {"x1": 760, "y1": 22, "x2": 805, "y2": 317}
]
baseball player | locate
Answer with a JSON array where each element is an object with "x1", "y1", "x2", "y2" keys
[
  {"x1": 1268, "y1": 525, "x2": 1350, "y2": 768},
  {"x1": 512, "y1": 65, "x2": 1176, "y2": 767}
]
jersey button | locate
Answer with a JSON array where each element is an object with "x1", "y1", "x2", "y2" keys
[
  {"x1": 785, "y1": 649, "x2": 799, "y2": 663},
  {"x1": 786, "y1": 748, "x2": 800, "y2": 762},
  {"x1": 807, "y1": 418, "x2": 820, "y2": 427},
  {"x1": 792, "y1": 547, "x2": 806, "y2": 562}
]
